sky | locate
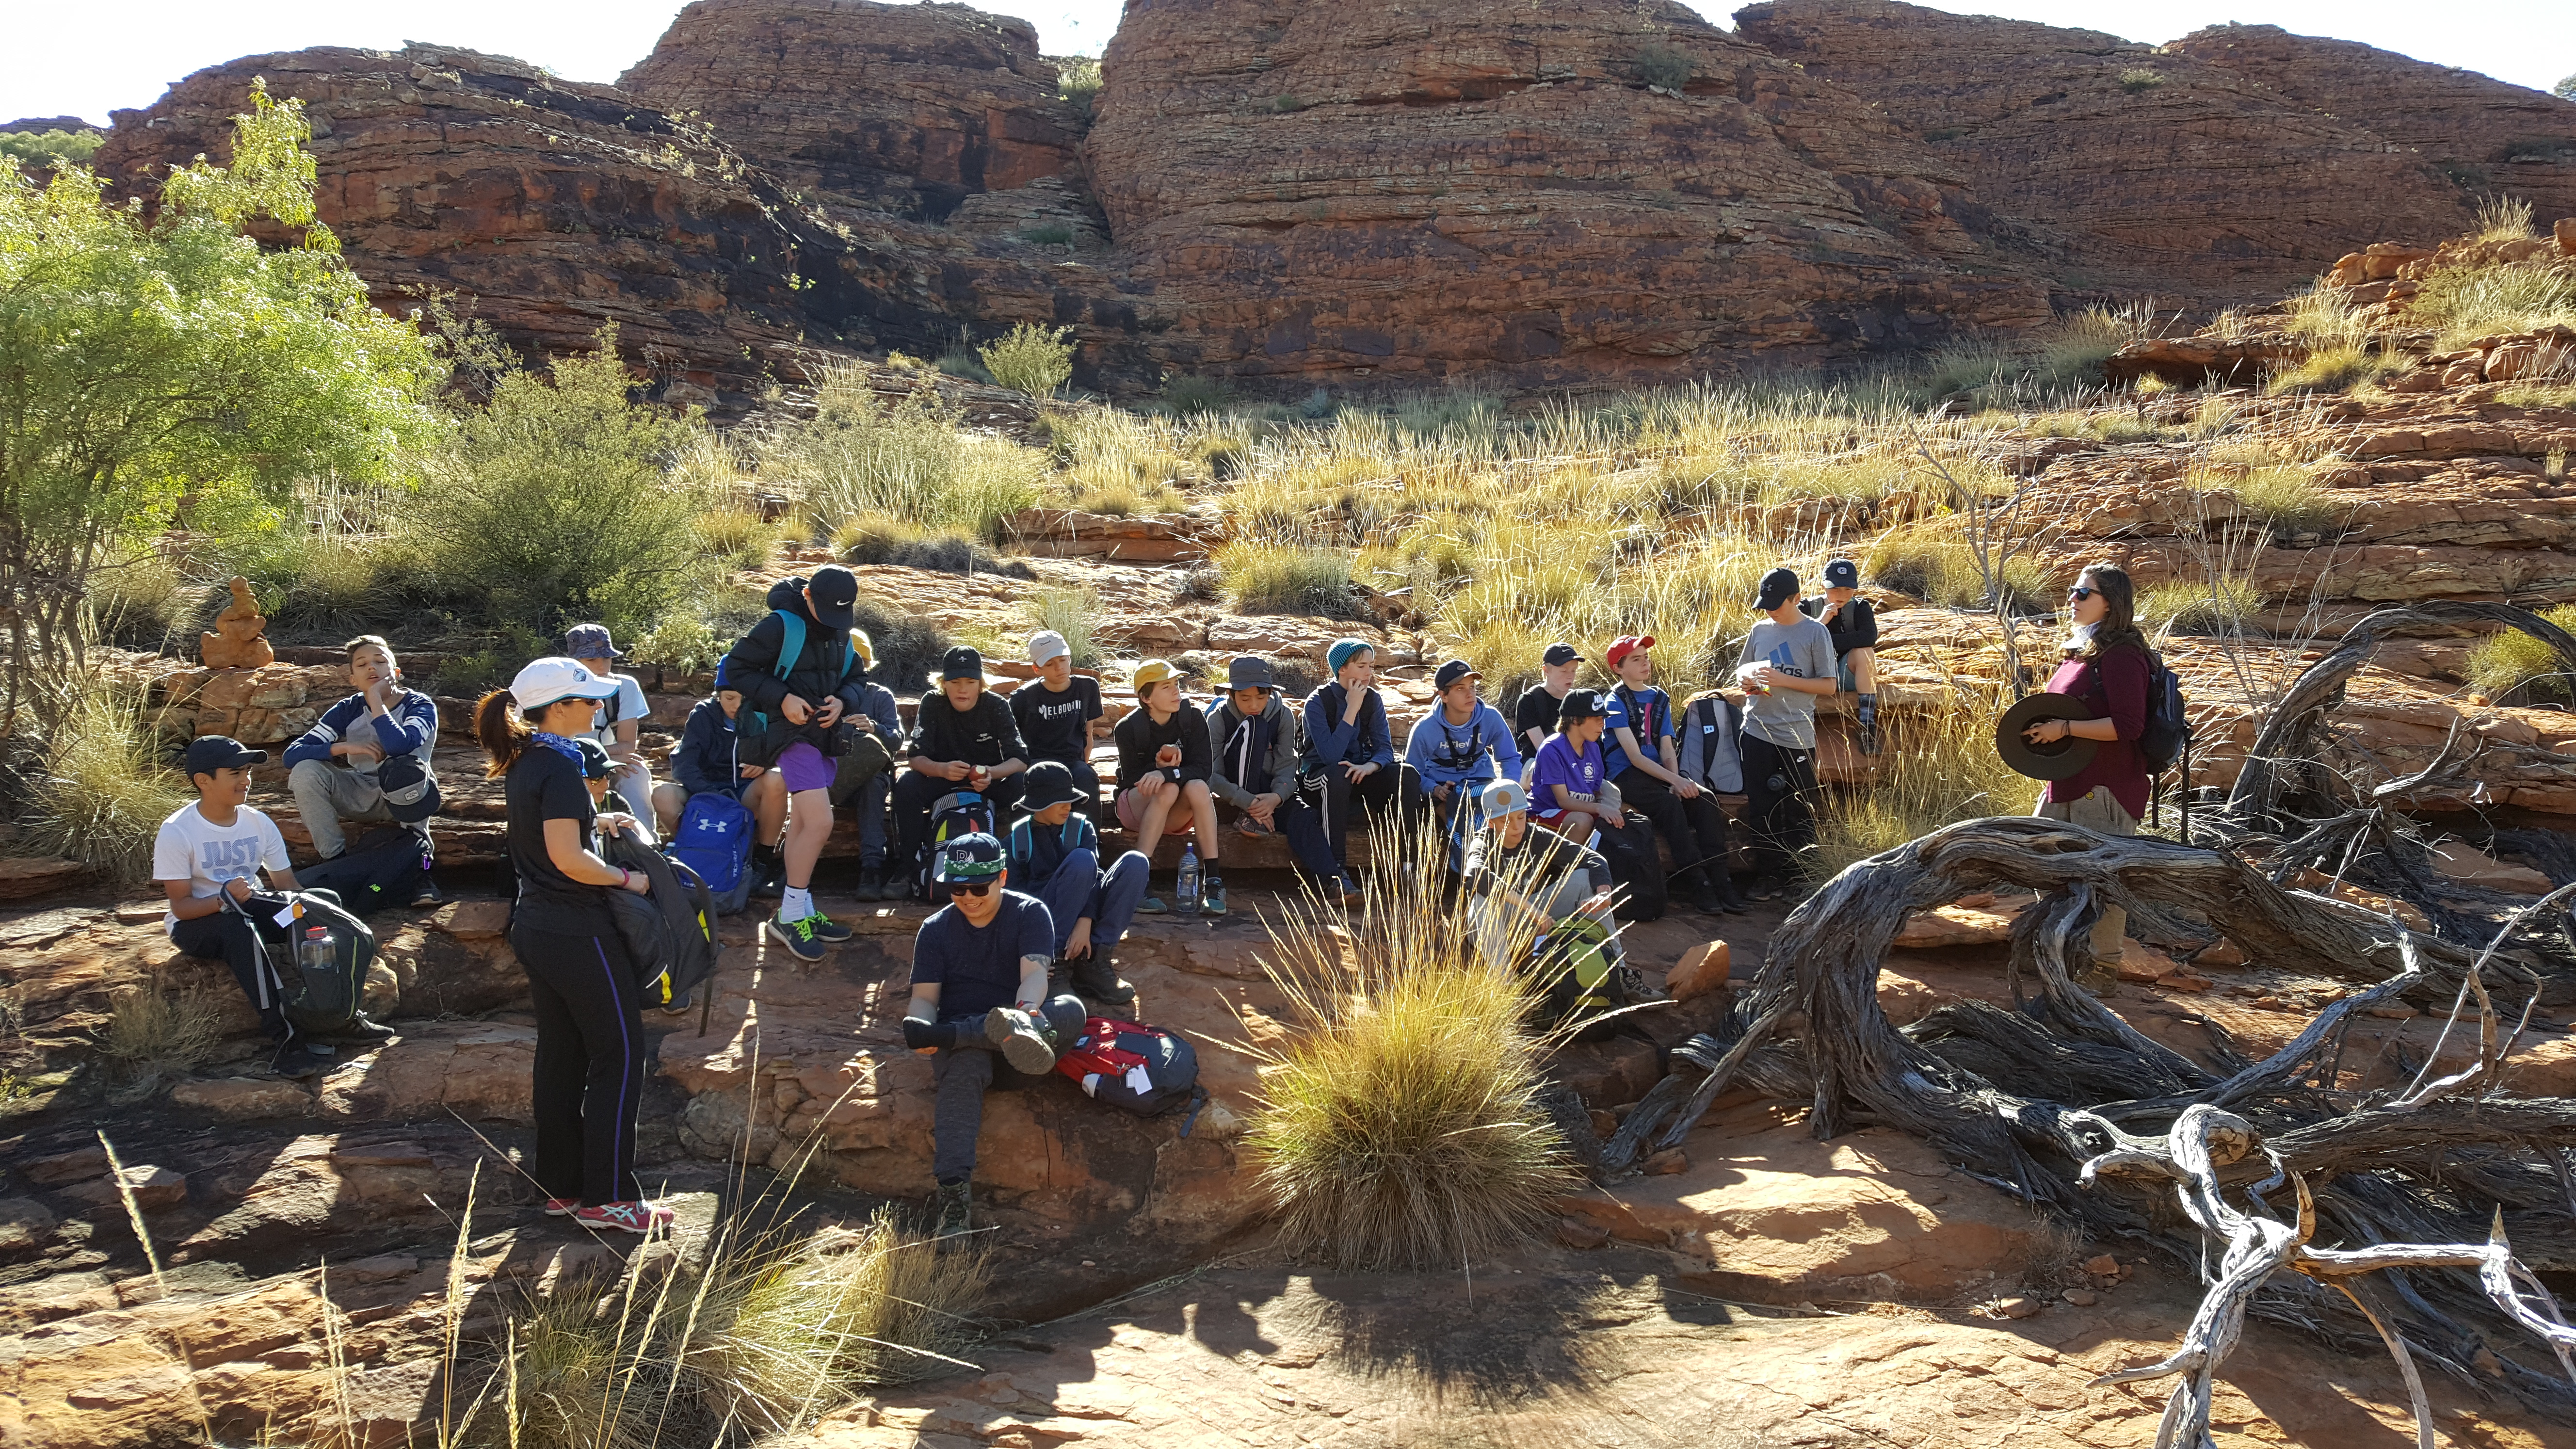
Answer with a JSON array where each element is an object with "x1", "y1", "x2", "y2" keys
[{"x1": 3, "y1": 0, "x2": 2569, "y2": 128}]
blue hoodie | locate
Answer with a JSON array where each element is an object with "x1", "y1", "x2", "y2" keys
[
  {"x1": 671, "y1": 696, "x2": 744, "y2": 797},
  {"x1": 1304, "y1": 681, "x2": 1394, "y2": 770},
  {"x1": 1404, "y1": 702, "x2": 1522, "y2": 791},
  {"x1": 282, "y1": 690, "x2": 438, "y2": 771}
]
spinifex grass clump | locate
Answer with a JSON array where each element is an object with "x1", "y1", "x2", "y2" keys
[
  {"x1": 1812, "y1": 686, "x2": 2039, "y2": 879},
  {"x1": 1244, "y1": 822, "x2": 1574, "y2": 1271}
]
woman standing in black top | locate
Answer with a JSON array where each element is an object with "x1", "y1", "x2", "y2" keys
[{"x1": 478, "y1": 657, "x2": 671, "y2": 1236}]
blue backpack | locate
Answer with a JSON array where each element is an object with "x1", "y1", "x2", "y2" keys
[{"x1": 670, "y1": 790, "x2": 756, "y2": 915}]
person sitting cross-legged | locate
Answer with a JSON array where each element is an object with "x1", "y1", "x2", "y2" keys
[
  {"x1": 1204, "y1": 655, "x2": 1348, "y2": 895},
  {"x1": 1004, "y1": 762, "x2": 1142, "y2": 1004},
  {"x1": 1602, "y1": 635, "x2": 1744, "y2": 915},
  {"x1": 899, "y1": 833, "x2": 1087, "y2": 1243},
  {"x1": 1304, "y1": 638, "x2": 1421, "y2": 894},
  {"x1": 1113, "y1": 659, "x2": 1224, "y2": 915},
  {"x1": 1404, "y1": 658, "x2": 1522, "y2": 872},
  {"x1": 1462, "y1": 777, "x2": 1633, "y2": 1025},
  {"x1": 283, "y1": 634, "x2": 442, "y2": 902},
  {"x1": 1532, "y1": 687, "x2": 1667, "y2": 920}
]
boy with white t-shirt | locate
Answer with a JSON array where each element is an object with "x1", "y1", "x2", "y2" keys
[
  {"x1": 566, "y1": 624, "x2": 657, "y2": 842},
  {"x1": 153, "y1": 736, "x2": 343, "y2": 1077}
]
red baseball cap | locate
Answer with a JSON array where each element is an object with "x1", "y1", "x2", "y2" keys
[{"x1": 1606, "y1": 635, "x2": 1657, "y2": 670}]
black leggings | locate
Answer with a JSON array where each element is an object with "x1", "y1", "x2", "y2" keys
[
  {"x1": 1740, "y1": 733, "x2": 1820, "y2": 882},
  {"x1": 1617, "y1": 772, "x2": 1739, "y2": 902},
  {"x1": 169, "y1": 909, "x2": 289, "y2": 1040},
  {"x1": 1310, "y1": 762, "x2": 1422, "y2": 870},
  {"x1": 511, "y1": 924, "x2": 646, "y2": 1207}
]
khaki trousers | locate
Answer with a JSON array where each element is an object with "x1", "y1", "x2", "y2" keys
[{"x1": 2033, "y1": 785, "x2": 2136, "y2": 964}]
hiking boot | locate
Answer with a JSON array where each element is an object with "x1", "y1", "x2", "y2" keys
[
  {"x1": 1858, "y1": 721, "x2": 1881, "y2": 756},
  {"x1": 1071, "y1": 954, "x2": 1137, "y2": 1007},
  {"x1": 853, "y1": 869, "x2": 884, "y2": 903},
  {"x1": 931, "y1": 1180, "x2": 972, "y2": 1243},
  {"x1": 1200, "y1": 871, "x2": 1228, "y2": 917},
  {"x1": 271, "y1": 1043, "x2": 333, "y2": 1079},
  {"x1": 573, "y1": 1200, "x2": 675, "y2": 1235},
  {"x1": 766, "y1": 913, "x2": 827, "y2": 963},
  {"x1": 410, "y1": 877, "x2": 446, "y2": 908},
  {"x1": 751, "y1": 854, "x2": 786, "y2": 898},
  {"x1": 983, "y1": 1006, "x2": 1061, "y2": 1074},
  {"x1": 804, "y1": 912, "x2": 854, "y2": 944}
]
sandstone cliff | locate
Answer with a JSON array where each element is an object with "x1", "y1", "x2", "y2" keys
[
  {"x1": 93, "y1": 43, "x2": 1159, "y2": 410},
  {"x1": 1083, "y1": 0, "x2": 2051, "y2": 387},
  {"x1": 1732, "y1": 0, "x2": 2493, "y2": 306}
]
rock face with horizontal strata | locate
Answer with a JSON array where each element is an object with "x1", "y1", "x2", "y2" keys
[
  {"x1": 1083, "y1": 0, "x2": 2052, "y2": 389},
  {"x1": 1732, "y1": 0, "x2": 2493, "y2": 307}
]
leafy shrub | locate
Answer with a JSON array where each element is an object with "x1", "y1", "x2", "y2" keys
[
  {"x1": 12, "y1": 678, "x2": 190, "y2": 884},
  {"x1": 1634, "y1": 43, "x2": 1695, "y2": 91},
  {"x1": 1246, "y1": 828, "x2": 1573, "y2": 1269},
  {"x1": 1057, "y1": 57, "x2": 1104, "y2": 124},
  {"x1": 1214, "y1": 540, "x2": 1358, "y2": 616},
  {"x1": 226, "y1": 529, "x2": 446, "y2": 644},
  {"x1": 2119, "y1": 67, "x2": 2165, "y2": 93},
  {"x1": 627, "y1": 610, "x2": 722, "y2": 674},
  {"x1": 1026, "y1": 586, "x2": 1102, "y2": 667},
  {"x1": 86, "y1": 550, "x2": 195, "y2": 650},
  {"x1": 758, "y1": 363, "x2": 1046, "y2": 545},
  {"x1": 978, "y1": 322, "x2": 1076, "y2": 399},
  {"x1": 431, "y1": 625, "x2": 550, "y2": 696},
  {"x1": 0, "y1": 128, "x2": 103, "y2": 171},
  {"x1": 2465, "y1": 604, "x2": 2576, "y2": 704},
  {"x1": 406, "y1": 330, "x2": 706, "y2": 636},
  {"x1": 2557, "y1": 74, "x2": 2576, "y2": 101},
  {"x1": 1158, "y1": 375, "x2": 1234, "y2": 417}
]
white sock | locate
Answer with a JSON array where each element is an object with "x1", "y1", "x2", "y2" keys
[{"x1": 781, "y1": 886, "x2": 813, "y2": 922}]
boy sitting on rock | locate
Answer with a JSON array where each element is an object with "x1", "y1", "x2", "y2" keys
[
  {"x1": 1010, "y1": 629, "x2": 1109, "y2": 821},
  {"x1": 897, "y1": 646, "x2": 1032, "y2": 900},
  {"x1": 282, "y1": 634, "x2": 440, "y2": 900},
  {"x1": 1113, "y1": 659, "x2": 1224, "y2": 915},
  {"x1": 1004, "y1": 761, "x2": 1143, "y2": 1004},
  {"x1": 900, "y1": 833, "x2": 1086, "y2": 1241},
  {"x1": 1205, "y1": 656, "x2": 1347, "y2": 893}
]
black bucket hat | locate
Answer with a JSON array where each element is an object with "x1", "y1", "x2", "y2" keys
[{"x1": 1996, "y1": 694, "x2": 2102, "y2": 781}]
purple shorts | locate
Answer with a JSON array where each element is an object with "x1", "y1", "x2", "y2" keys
[{"x1": 776, "y1": 741, "x2": 835, "y2": 794}]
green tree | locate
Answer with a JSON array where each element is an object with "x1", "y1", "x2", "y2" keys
[
  {"x1": 0, "y1": 129, "x2": 104, "y2": 172},
  {"x1": 2556, "y1": 73, "x2": 2576, "y2": 100},
  {"x1": 408, "y1": 327, "x2": 707, "y2": 634},
  {"x1": 0, "y1": 81, "x2": 435, "y2": 724}
]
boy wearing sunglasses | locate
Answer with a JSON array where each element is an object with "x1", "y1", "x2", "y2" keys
[{"x1": 901, "y1": 832, "x2": 1086, "y2": 1243}]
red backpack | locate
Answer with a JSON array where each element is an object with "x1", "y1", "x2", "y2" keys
[{"x1": 1055, "y1": 1015, "x2": 1205, "y2": 1123}]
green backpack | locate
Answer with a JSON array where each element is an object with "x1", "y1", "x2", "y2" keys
[{"x1": 1525, "y1": 913, "x2": 1623, "y2": 1038}]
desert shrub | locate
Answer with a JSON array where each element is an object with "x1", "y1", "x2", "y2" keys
[
  {"x1": 627, "y1": 610, "x2": 721, "y2": 675},
  {"x1": 978, "y1": 322, "x2": 1075, "y2": 399},
  {"x1": 1919, "y1": 336, "x2": 2015, "y2": 400},
  {"x1": 850, "y1": 597, "x2": 953, "y2": 693},
  {"x1": 85, "y1": 550, "x2": 195, "y2": 650},
  {"x1": 101, "y1": 985, "x2": 226, "y2": 1099},
  {"x1": 2409, "y1": 262, "x2": 2576, "y2": 351},
  {"x1": 406, "y1": 330, "x2": 708, "y2": 636},
  {"x1": 1246, "y1": 826, "x2": 1574, "y2": 1269},
  {"x1": 1057, "y1": 57, "x2": 1103, "y2": 124},
  {"x1": 432, "y1": 626, "x2": 551, "y2": 696},
  {"x1": 2557, "y1": 74, "x2": 2576, "y2": 101},
  {"x1": 1814, "y1": 690, "x2": 2039, "y2": 879},
  {"x1": 2035, "y1": 305, "x2": 2152, "y2": 391},
  {"x1": 2265, "y1": 345, "x2": 2395, "y2": 395},
  {"x1": 0, "y1": 127, "x2": 103, "y2": 171},
  {"x1": 2464, "y1": 604, "x2": 2576, "y2": 704},
  {"x1": 832, "y1": 516, "x2": 1032, "y2": 578},
  {"x1": 758, "y1": 363, "x2": 1046, "y2": 545},
  {"x1": 692, "y1": 507, "x2": 791, "y2": 577},
  {"x1": 1634, "y1": 43, "x2": 1695, "y2": 91},
  {"x1": 2501, "y1": 381, "x2": 2576, "y2": 410},
  {"x1": 1158, "y1": 375, "x2": 1235, "y2": 417},
  {"x1": 2282, "y1": 285, "x2": 2368, "y2": 350},
  {"x1": 11, "y1": 678, "x2": 190, "y2": 883},
  {"x1": 933, "y1": 341, "x2": 994, "y2": 385},
  {"x1": 225, "y1": 529, "x2": 445, "y2": 644},
  {"x1": 2476, "y1": 194, "x2": 2537, "y2": 242},
  {"x1": 1018, "y1": 221, "x2": 1076, "y2": 247},
  {"x1": 1025, "y1": 586, "x2": 1101, "y2": 667},
  {"x1": 2141, "y1": 575, "x2": 2262, "y2": 636},
  {"x1": 1213, "y1": 539, "x2": 1358, "y2": 616},
  {"x1": 2119, "y1": 67, "x2": 2164, "y2": 93},
  {"x1": 1864, "y1": 524, "x2": 2047, "y2": 612}
]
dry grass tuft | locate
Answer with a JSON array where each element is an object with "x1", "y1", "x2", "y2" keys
[
  {"x1": 1245, "y1": 822, "x2": 1576, "y2": 1270},
  {"x1": 2410, "y1": 262, "x2": 2576, "y2": 352},
  {"x1": 1813, "y1": 688, "x2": 2039, "y2": 879},
  {"x1": 13, "y1": 678, "x2": 191, "y2": 884},
  {"x1": 102, "y1": 985, "x2": 226, "y2": 1098}
]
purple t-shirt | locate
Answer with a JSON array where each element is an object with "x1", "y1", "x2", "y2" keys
[{"x1": 1530, "y1": 733, "x2": 1603, "y2": 821}]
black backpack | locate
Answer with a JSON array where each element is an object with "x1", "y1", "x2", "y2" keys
[
  {"x1": 914, "y1": 789, "x2": 997, "y2": 901},
  {"x1": 244, "y1": 890, "x2": 377, "y2": 1037},
  {"x1": 2140, "y1": 652, "x2": 2190, "y2": 773},
  {"x1": 297, "y1": 827, "x2": 433, "y2": 915},
  {"x1": 603, "y1": 832, "x2": 722, "y2": 1018}
]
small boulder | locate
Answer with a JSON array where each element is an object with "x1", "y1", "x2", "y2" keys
[
  {"x1": 1665, "y1": 941, "x2": 1731, "y2": 1003},
  {"x1": 2081, "y1": 1254, "x2": 2120, "y2": 1276},
  {"x1": 171, "y1": 1076, "x2": 316, "y2": 1120},
  {"x1": 1640, "y1": 1148, "x2": 1689, "y2": 1176},
  {"x1": 1996, "y1": 1295, "x2": 2043, "y2": 1319},
  {"x1": 2061, "y1": 1287, "x2": 2098, "y2": 1307},
  {"x1": 2558, "y1": 217, "x2": 2576, "y2": 257},
  {"x1": 64, "y1": 1164, "x2": 187, "y2": 1213}
]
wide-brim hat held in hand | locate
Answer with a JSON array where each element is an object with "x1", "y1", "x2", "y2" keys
[{"x1": 1996, "y1": 693, "x2": 2101, "y2": 781}]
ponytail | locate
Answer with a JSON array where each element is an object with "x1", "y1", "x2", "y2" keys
[{"x1": 476, "y1": 688, "x2": 531, "y2": 778}]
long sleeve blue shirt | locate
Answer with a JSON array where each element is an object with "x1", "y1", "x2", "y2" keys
[
  {"x1": 283, "y1": 690, "x2": 438, "y2": 770},
  {"x1": 1304, "y1": 682, "x2": 1394, "y2": 770},
  {"x1": 671, "y1": 698, "x2": 742, "y2": 797},
  {"x1": 1403, "y1": 703, "x2": 1523, "y2": 789}
]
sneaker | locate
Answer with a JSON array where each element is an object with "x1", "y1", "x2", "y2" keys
[
  {"x1": 804, "y1": 912, "x2": 854, "y2": 944},
  {"x1": 931, "y1": 1180, "x2": 972, "y2": 1243},
  {"x1": 1339, "y1": 872, "x2": 1364, "y2": 902},
  {"x1": 983, "y1": 1006, "x2": 1061, "y2": 1074},
  {"x1": 1137, "y1": 890, "x2": 1170, "y2": 915},
  {"x1": 271, "y1": 1043, "x2": 333, "y2": 1079},
  {"x1": 1234, "y1": 813, "x2": 1274, "y2": 837},
  {"x1": 1071, "y1": 955, "x2": 1137, "y2": 1007},
  {"x1": 751, "y1": 855, "x2": 786, "y2": 898},
  {"x1": 410, "y1": 877, "x2": 446, "y2": 908},
  {"x1": 542, "y1": 1197, "x2": 579, "y2": 1217},
  {"x1": 573, "y1": 1200, "x2": 675, "y2": 1235},
  {"x1": 853, "y1": 869, "x2": 884, "y2": 903},
  {"x1": 332, "y1": 1013, "x2": 400, "y2": 1045},
  {"x1": 1200, "y1": 872, "x2": 1228, "y2": 917},
  {"x1": 766, "y1": 913, "x2": 826, "y2": 963}
]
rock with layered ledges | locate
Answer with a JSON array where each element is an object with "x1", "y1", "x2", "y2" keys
[
  {"x1": 92, "y1": 45, "x2": 1160, "y2": 412},
  {"x1": 2170, "y1": 23, "x2": 2576, "y2": 227},
  {"x1": 619, "y1": 0, "x2": 1089, "y2": 223},
  {"x1": 1084, "y1": 0, "x2": 2051, "y2": 390},
  {"x1": 1733, "y1": 0, "x2": 2490, "y2": 307}
]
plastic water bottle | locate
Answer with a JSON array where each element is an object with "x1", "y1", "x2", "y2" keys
[
  {"x1": 299, "y1": 925, "x2": 334, "y2": 977},
  {"x1": 1176, "y1": 844, "x2": 1201, "y2": 918}
]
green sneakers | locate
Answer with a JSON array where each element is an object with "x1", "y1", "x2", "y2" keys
[{"x1": 765, "y1": 912, "x2": 851, "y2": 962}]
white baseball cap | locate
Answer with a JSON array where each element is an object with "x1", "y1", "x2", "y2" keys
[
  {"x1": 510, "y1": 657, "x2": 620, "y2": 711},
  {"x1": 1028, "y1": 629, "x2": 1071, "y2": 666}
]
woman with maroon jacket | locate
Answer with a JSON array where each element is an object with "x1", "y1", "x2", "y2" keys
[{"x1": 2018, "y1": 563, "x2": 2154, "y2": 962}]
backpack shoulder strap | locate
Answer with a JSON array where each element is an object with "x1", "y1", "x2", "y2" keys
[
  {"x1": 1008, "y1": 817, "x2": 1032, "y2": 863},
  {"x1": 772, "y1": 611, "x2": 805, "y2": 683}
]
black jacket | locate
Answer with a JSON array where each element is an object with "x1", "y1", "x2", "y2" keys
[
  {"x1": 908, "y1": 692, "x2": 1028, "y2": 768},
  {"x1": 721, "y1": 577, "x2": 868, "y2": 721},
  {"x1": 1116, "y1": 699, "x2": 1211, "y2": 788},
  {"x1": 1800, "y1": 593, "x2": 1879, "y2": 657}
]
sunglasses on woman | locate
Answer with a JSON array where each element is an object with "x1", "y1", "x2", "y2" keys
[
  {"x1": 2067, "y1": 586, "x2": 2096, "y2": 601},
  {"x1": 947, "y1": 879, "x2": 996, "y2": 898}
]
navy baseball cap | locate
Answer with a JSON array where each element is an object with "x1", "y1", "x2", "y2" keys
[
  {"x1": 564, "y1": 623, "x2": 625, "y2": 660},
  {"x1": 942, "y1": 645, "x2": 985, "y2": 681},
  {"x1": 1433, "y1": 659, "x2": 1481, "y2": 692},
  {"x1": 574, "y1": 738, "x2": 614, "y2": 780},
  {"x1": 935, "y1": 831, "x2": 1007, "y2": 883},
  {"x1": 1756, "y1": 566, "x2": 1801, "y2": 610},
  {"x1": 805, "y1": 566, "x2": 860, "y2": 631},
  {"x1": 184, "y1": 736, "x2": 266, "y2": 777},
  {"x1": 1227, "y1": 656, "x2": 1275, "y2": 691},
  {"x1": 1824, "y1": 559, "x2": 1861, "y2": 589},
  {"x1": 1558, "y1": 688, "x2": 1609, "y2": 722},
  {"x1": 1542, "y1": 642, "x2": 1583, "y2": 667}
]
